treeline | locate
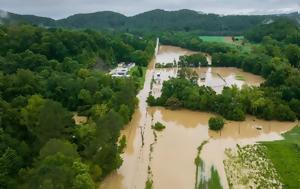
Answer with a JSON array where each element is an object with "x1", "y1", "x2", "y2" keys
[
  {"x1": 245, "y1": 18, "x2": 300, "y2": 45},
  {"x1": 147, "y1": 78, "x2": 297, "y2": 121},
  {"x1": 158, "y1": 32, "x2": 232, "y2": 54},
  {"x1": 0, "y1": 24, "x2": 154, "y2": 188},
  {"x1": 0, "y1": 24, "x2": 155, "y2": 70},
  {"x1": 3, "y1": 9, "x2": 300, "y2": 35},
  {"x1": 148, "y1": 19, "x2": 300, "y2": 121},
  {"x1": 156, "y1": 53, "x2": 208, "y2": 68},
  {"x1": 178, "y1": 53, "x2": 208, "y2": 67}
]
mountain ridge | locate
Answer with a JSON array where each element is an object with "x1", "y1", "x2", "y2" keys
[{"x1": 1, "y1": 9, "x2": 299, "y2": 34}]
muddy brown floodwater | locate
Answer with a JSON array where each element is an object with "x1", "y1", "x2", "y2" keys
[{"x1": 99, "y1": 45, "x2": 296, "y2": 189}]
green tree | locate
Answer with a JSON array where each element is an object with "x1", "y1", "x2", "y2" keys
[
  {"x1": 0, "y1": 148, "x2": 22, "y2": 188},
  {"x1": 208, "y1": 117, "x2": 225, "y2": 131},
  {"x1": 131, "y1": 50, "x2": 149, "y2": 66},
  {"x1": 23, "y1": 154, "x2": 94, "y2": 189},
  {"x1": 78, "y1": 89, "x2": 92, "y2": 104},
  {"x1": 39, "y1": 139, "x2": 79, "y2": 159},
  {"x1": 286, "y1": 44, "x2": 300, "y2": 67},
  {"x1": 21, "y1": 95, "x2": 74, "y2": 144}
]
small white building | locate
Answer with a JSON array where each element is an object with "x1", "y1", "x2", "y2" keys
[{"x1": 110, "y1": 62, "x2": 135, "y2": 78}]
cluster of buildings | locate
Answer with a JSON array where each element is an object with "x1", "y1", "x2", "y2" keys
[{"x1": 110, "y1": 62, "x2": 135, "y2": 77}]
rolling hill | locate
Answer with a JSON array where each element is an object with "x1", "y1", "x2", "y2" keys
[{"x1": 1, "y1": 9, "x2": 299, "y2": 35}]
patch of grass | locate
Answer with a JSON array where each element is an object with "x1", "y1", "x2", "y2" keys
[
  {"x1": 145, "y1": 178, "x2": 153, "y2": 189},
  {"x1": 262, "y1": 126, "x2": 300, "y2": 189},
  {"x1": 234, "y1": 36, "x2": 244, "y2": 41},
  {"x1": 129, "y1": 66, "x2": 147, "y2": 90},
  {"x1": 197, "y1": 166, "x2": 223, "y2": 189},
  {"x1": 151, "y1": 122, "x2": 166, "y2": 131},
  {"x1": 199, "y1": 36, "x2": 225, "y2": 43},
  {"x1": 235, "y1": 75, "x2": 245, "y2": 81},
  {"x1": 283, "y1": 126, "x2": 300, "y2": 143},
  {"x1": 207, "y1": 167, "x2": 223, "y2": 189},
  {"x1": 199, "y1": 35, "x2": 256, "y2": 53},
  {"x1": 194, "y1": 141, "x2": 221, "y2": 189},
  {"x1": 224, "y1": 145, "x2": 282, "y2": 188},
  {"x1": 155, "y1": 62, "x2": 176, "y2": 68}
]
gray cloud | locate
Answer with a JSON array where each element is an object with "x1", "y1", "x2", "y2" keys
[
  {"x1": 0, "y1": 9, "x2": 8, "y2": 24},
  {"x1": 0, "y1": 9, "x2": 8, "y2": 18},
  {"x1": 0, "y1": 0, "x2": 299, "y2": 19}
]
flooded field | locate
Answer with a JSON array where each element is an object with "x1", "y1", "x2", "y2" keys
[
  {"x1": 100, "y1": 45, "x2": 296, "y2": 189},
  {"x1": 155, "y1": 45, "x2": 195, "y2": 64}
]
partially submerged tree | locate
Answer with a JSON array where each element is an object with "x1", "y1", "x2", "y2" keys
[{"x1": 208, "y1": 117, "x2": 225, "y2": 131}]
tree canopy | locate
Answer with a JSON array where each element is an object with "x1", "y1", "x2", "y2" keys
[{"x1": 0, "y1": 24, "x2": 154, "y2": 188}]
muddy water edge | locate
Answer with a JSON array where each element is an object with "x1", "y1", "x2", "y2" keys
[{"x1": 99, "y1": 45, "x2": 296, "y2": 189}]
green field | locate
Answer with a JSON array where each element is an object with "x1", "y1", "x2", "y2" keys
[
  {"x1": 262, "y1": 126, "x2": 300, "y2": 189},
  {"x1": 199, "y1": 36, "x2": 244, "y2": 43},
  {"x1": 235, "y1": 75, "x2": 245, "y2": 81},
  {"x1": 199, "y1": 36, "x2": 254, "y2": 53},
  {"x1": 199, "y1": 36, "x2": 226, "y2": 43}
]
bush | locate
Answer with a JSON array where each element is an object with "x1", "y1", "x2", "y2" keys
[
  {"x1": 152, "y1": 122, "x2": 166, "y2": 131},
  {"x1": 208, "y1": 117, "x2": 225, "y2": 131},
  {"x1": 145, "y1": 178, "x2": 153, "y2": 189},
  {"x1": 147, "y1": 95, "x2": 158, "y2": 106},
  {"x1": 226, "y1": 107, "x2": 246, "y2": 121},
  {"x1": 165, "y1": 97, "x2": 182, "y2": 110}
]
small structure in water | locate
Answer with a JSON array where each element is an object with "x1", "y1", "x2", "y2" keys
[
  {"x1": 255, "y1": 126, "x2": 263, "y2": 130},
  {"x1": 156, "y1": 72, "x2": 161, "y2": 84},
  {"x1": 200, "y1": 73, "x2": 206, "y2": 81}
]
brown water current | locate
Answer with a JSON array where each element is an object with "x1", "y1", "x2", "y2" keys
[{"x1": 99, "y1": 45, "x2": 296, "y2": 189}]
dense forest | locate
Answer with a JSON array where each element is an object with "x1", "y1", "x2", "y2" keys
[
  {"x1": 0, "y1": 24, "x2": 154, "y2": 188},
  {"x1": 148, "y1": 19, "x2": 300, "y2": 121},
  {"x1": 1, "y1": 9, "x2": 299, "y2": 35}
]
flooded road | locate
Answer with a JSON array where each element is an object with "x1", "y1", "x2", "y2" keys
[{"x1": 100, "y1": 45, "x2": 295, "y2": 189}]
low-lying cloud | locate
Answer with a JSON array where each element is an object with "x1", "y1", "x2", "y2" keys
[
  {"x1": 0, "y1": 10, "x2": 8, "y2": 18},
  {"x1": 0, "y1": 9, "x2": 9, "y2": 24}
]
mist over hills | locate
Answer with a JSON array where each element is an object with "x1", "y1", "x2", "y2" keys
[{"x1": 1, "y1": 9, "x2": 299, "y2": 35}]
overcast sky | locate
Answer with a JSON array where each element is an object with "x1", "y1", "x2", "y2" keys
[{"x1": 1, "y1": 0, "x2": 300, "y2": 19}]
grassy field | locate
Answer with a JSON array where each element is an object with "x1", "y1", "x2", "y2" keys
[
  {"x1": 224, "y1": 145, "x2": 282, "y2": 188},
  {"x1": 199, "y1": 36, "x2": 254, "y2": 53},
  {"x1": 199, "y1": 36, "x2": 226, "y2": 43},
  {"x1": 199, "y1": 36, "x2": 244, "y2": 43},
  {"x1": 262, "y1": 126, "x2": 300, "y2": 189},
  {"x1": 207, "y1": 167, "x2": 223, "y2": 189},
  {"x1": 235, "y1": 75, "x2": 245, "y2": 81}
]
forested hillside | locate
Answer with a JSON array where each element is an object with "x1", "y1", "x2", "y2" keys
[
  {"x1": 0, "y1": 24, "x2": 154, "y2": 188},
  {"x1": 0, "y1": 11, "x2": 56, "y2": 26},
  {"x1": 57, "y1": 11, "x2": 127, "y2": 30},
  {"x1": 245, "y1": 18, "x2": 300, "y2": 44},
  {"x1": 1, "y1": 9, "x2": 299, "y2": 35}
]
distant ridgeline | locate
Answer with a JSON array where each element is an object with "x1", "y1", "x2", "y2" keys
[{"x1": 1, "y1": 9, "x2": 300, "y2": 35}]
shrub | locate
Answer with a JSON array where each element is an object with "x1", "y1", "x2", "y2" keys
[
  {"x1": 147, "y1": 95, "x2": 158, "y2": 106},
  {"x1": 145, "y1": 178, "x2": 153, "y2": 189},
  {"x1": 152, "y1": 122, "x2": 166, "y2": 131},
  {"x1": 227, "y1": 107, "x2": 246, "y2": 121},
  {"x1": 208, "y1": 117, "x2": 225, "y2": 131},
  {"x1": 165, "y1": 97, "x2": 182, "y2": 110}
]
